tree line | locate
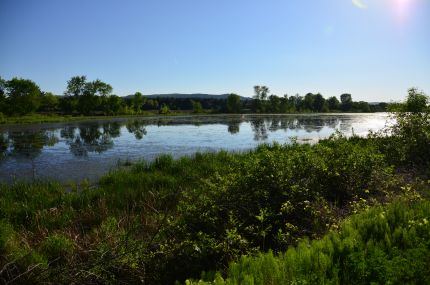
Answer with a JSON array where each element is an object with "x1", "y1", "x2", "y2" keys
[{"x1": 0, "y1": 76, "x2": 387, "y2": 116}]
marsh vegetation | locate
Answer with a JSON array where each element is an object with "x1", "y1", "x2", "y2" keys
[{"x1": 0, "y1": 89, "x2": 429, "y2": 284}]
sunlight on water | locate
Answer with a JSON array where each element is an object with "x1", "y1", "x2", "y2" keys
[{"x1": 0, "y1": 114, "x2": 390, "y2": 182}]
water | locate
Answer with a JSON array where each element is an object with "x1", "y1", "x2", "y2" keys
[{"x1": 0, "y1": 113, "x2": 389, "y2": 183}]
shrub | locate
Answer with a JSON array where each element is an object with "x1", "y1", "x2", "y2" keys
[
  {"x1": 187, "y1": 199, "x2": 430, "y2": 285},
  {"x1": 39, "y1": 234, "x2": 75, "y2": 262}
]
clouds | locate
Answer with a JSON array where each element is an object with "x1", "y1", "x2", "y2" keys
[{"x1": 352, "y1": 0, "x2": 368, "y2": 9}]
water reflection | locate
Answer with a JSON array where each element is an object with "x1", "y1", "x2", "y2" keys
[
  {"x1": 227, "y1": 120, "x2": 240, "y2": 134},
  {"x1": 1, "y1": 130, "x2": 58, "y2": 159},
  {"x1": 126, "y1": 120, "x2": 147, "y2": 140},
  {"x1": 0, "y1": 114, "x2": 388, "y2": 182}
]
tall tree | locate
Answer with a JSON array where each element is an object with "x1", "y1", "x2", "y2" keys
[
  {"x1": 65, "y1": 76, "x2": 87, "y2": 97},
  {"x1": 340, "y1": 93, "x2": 353, "y2": 112},
  {"x1": 133, "y1": 92, "x2": 144, "y2": 113},
  {"x1": 226, "y1": 94, "x2": 241, "y2": 113},
  {"x1": 304, "y1": 93, "x2": 315, "y2": 111},
  {"x1": 327, "y1": 96, "x2": 340, "y2": 111},
  {"x1": 313, "y1": 93, "x2": 326, "y2": 112},
  {"x1": 404, "y1": 88, "x2": 428, "y2": 112},
  {"x1": 5, "y1": 78, "x2": 42, "y2": 115},
  {"x1": 40, "y1": 92, "x2": 59, "y2": 112},
  {"x1": 0, "y1": 77, "x2": 6, "y2": 113}
]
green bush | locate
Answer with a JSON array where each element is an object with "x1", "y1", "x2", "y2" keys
[
  {"x1": 39, "y1": 234, "x2": 75, "y2": 262},
  {"x1": 379, "y1": 88, "x2": 430, "y2": 168},
  {"x1": 187, "y1": 199, "x2": 430, "y2": 285}
]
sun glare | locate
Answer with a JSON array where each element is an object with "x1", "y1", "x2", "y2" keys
[{"x1": 392, "y1": 0, "x2": 415, "y2": 22}]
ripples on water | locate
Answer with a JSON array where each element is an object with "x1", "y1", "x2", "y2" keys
[{"x1": 0, "y1": 114, "x2": 389, "y2": 182}]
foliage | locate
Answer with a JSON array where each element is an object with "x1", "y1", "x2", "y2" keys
[
  {"x1": 0, "y1": 75, "x2": 384, "y2": 117},
  {"x1": 4, "y1": 78, "x2": 42, "y2": 115},
  {"x1": 227, "y1": 94, "x2": 242, "y2": 113},
  {"x1": 159, "y1": 103, "x2": 170, "y2": 114},
  {"x1": 187, "y1": 199, "x2": 430, "y2": 285},
  {"x1": 376, "y1": 88, "x2": 430, "y2": 167},
  {"x1": 191, "y1": 100, "x2": 204, "y2": 113}
]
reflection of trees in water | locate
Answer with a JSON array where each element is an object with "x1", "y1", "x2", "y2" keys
[
  {"x1": 269, "y1": 117, "x2": 281, "y2": 132},
  {"x1": 7, "y1": 130, "x2": 58, "y2": 159},
  {"x1": 248, "y1": 116, "x2": 350, "y2": 141},
  {"x1": 0, "y1": 134, "x2": 8, "y2": 158},
  {"x1": 61, "y1": 123, "x2": 115, "y2": 157},
  {"x1": 126, "y1": 120, "x2": 147, "y2": 140},
  {"x1": 227, "y1": 120, "x2": 241, "y2": 134},
  {"x1": 1, "y1": 130, "x2": 58, "y2": 179},
  {"x1": 250, "y1": 118, "x2": 268, "y2": 141},
  {"x1": 0, "y1": 115, "x2": 356, "y2": 160}
]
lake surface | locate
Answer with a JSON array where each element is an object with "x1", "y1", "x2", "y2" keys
[{"x1": 0, "y1": 113, "x2": 389, "y2": 183}]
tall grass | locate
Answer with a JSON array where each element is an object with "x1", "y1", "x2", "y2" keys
[{"x1": 187, "y1": 199, "x2": 430, "y2": 285}]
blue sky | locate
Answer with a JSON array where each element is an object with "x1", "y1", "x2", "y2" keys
[{"x1": 0, "y1": 0, "x2": 429, "y2": 101}]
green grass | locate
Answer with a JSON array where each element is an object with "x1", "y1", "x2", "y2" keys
[
  {"x1": 0, "y1": 111, "x2": 201, "y2": 125},
  {"x1": 187, "y1": 199, "x2": 430, "y2": 285}
]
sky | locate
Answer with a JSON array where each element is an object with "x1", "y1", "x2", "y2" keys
[{"x1": 0, "y1": 0, "x2": 429, "y2": 101}]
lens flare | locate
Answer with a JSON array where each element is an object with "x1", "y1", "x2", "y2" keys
[{"x1": 393, "y1": 0, "x2": 415, "y2": 23}]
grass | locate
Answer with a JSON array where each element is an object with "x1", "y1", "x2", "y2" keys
[
  {"x1": 187, "y1": 198, "x2": 430, "y2": 285},
  {"x1": 0, "y1": 111, "x2": 203, "y2": 125}
]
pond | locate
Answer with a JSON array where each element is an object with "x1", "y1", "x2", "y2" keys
[{"x1": 0, "y1": 113, "x2": 389, "y2": 183}]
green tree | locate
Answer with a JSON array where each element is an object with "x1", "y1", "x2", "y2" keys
[
  {"x1": 313, "y1": 93, "x2": 326, "y2": 112},
  {"x1": 304, "y1": 93, "x2": 315, "y2": 111},
  {"x1": 340, "y1": 93, "x2": 353, "y2": 112},
  {"x1": 40, "y1": 92, "x2": 59, "y2": 112},
  {"x1": 5, "y1": 78, "x2": 42, "y2": 115},
  {"x1": 353, "y1": 101, "x2": 371, "y2": 112},
  {"x1": 159, "y1": 103, "x2": 170, "y2": 114},
  {"x1": 253, "y1": 85, "x2": 269, "y2": 112},
  {"x1": 65, "y1": 75, "x2": 87, "y2": 97},
  {"x1": 65, "y1": 76, "x2": 112, "y2": 115},
  {"x1": 227, "y1": 94, "x2": 241, "y2": 113},
  {"x1": 404, "y1": 87, "x2": 428, "y2": 112},
  {"x1": 327, "y1": 96, "x2": 340, "y2": 111},
  {"x1": 133, "y1": 92, "x2": 144, "y2": 113},
  {"x1": 0, "y1": 77, "x2": 6, "y2": 113},
  {"x1": 268, "y1": 95, "x2": 280, "y2": 113},
  {"x1": 191, "y1": 100, "x2": 203, "y2": 113},
  {"x1": 106, "y1": 95, "x2": 122, "y2": 115}
]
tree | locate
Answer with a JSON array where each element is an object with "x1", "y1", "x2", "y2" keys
[
  {"x1": 191, "y1": 100, "x2": 203, "y2": 113},
  {"x1": 106, "y1": 95, "x2": 122, "y2": 115},
  {"x1": 133, "y1": 92, "x2": 144, "y2": 113},
  {"x1": 5, "y1": 78, "x2": 42, "y2": 115},
  {"x1": 40, "y1": 92, "x2": 59, "y2": 112},
  {"x1": 253, "y1": 85, "x2": 269, "y2": 113},
  {"x1": 313, "y1": 93, "x2": 326, "y2": 112},
  {"x1": 65, "y1": 76, "x2": 112, "y2": 115},
  {"x1": 226, "y1": 94, "x2": 241, "y2": 113},
  {"x1": 65, "y1": 76, "x2": 87, "y2": 97},
  {"x1": 340, "y1": 93, "x2": 353, "y2": 112},
  {"x1": 304, "y1": 93, "x2": 315, "y2": 111},
  {"x1": 85, "y1": 79, "x2": 112, "y2": 97},
  {"x1": 0, "y1": 77, "x2": 6, "y2": 113},
  {"x1": 327, "y1": 96, "x2": 340, "y2": 111},
  {"x1": 404, "y1": 88, "x2": 428, "y2": 112},
  {"x1": 268, "y1": 95, "x2": 280, "y2": 113},
  {"x1": 159, "y1": 103, "x2": 170, "y2": 114}
]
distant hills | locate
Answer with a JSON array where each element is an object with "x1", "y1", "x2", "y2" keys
[{"x1": 124, "y1": 93, "x2": 250, "y2": 100}]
